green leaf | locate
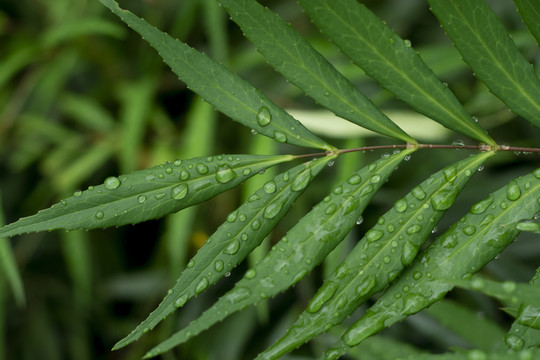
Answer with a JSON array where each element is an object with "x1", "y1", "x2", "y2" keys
[
  {"x1": 98, "y1": 0, "x2": 334, "y2": 151},
  {"x1": 449, "y1": 276, "x2": 540, "y2": 309},
  {"x1": 256, "y1": 151, "x2": 492, "y2": 360},
  {"x1": 0, "y1": 154, "x2": 293, "y2": 238},
  {"x1": 113, "y1": 156, "x2": 332, "y2": 350},
  {"x1": 219, "y1": 0, "x2": 415, "y2": 144},
  {"x1": 514, "y1": 0, "x2": 540, "y2": 47},
  {"x1": 506, "y1": 266, "x2": 540, "y2": 350},
  {"x1": 299, "y1": 0, "x2": 494, "y2": 145},
  {"x1": 426, "y1": 300, "x2": 506, "y2": 351},
  {"x1": 322, "y1": 168, "x2": 540, "y2": 360},
  {"x1": 428, "y1": 0, "x2": 540, "y2": 129},
  {"x1": 143, "y1": 149, "x2": 414, "y2": 358},
  {"x1": 347, "y1": 335, "x2": 424, "y2": 360}
]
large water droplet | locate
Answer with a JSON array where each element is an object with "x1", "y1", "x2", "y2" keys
[
  {"x1": 174, "y1": 295, "x2": 188, "y2": 308},
  {"x1": 506, "y1": 180, "x2": 521, "y2": 201},
  {"x1": 104, "y1": 176, "x2": 121, "y2": 190},
  {"x1": 291, "y1": 168, "x2": 311, "y2": 192},
  {"x1": 470, "y1": 194, "x2": 494, "y2": 214},
  {"x1": 224, "y1": 240, "x2": 240, "y2": 255},
  {"x1": 179, "y1": 168, "x2": 190, "y2": 180},
  {"x1": 307, "y1": 282, "x2": 339, "y2": 313},
  {"x1": 411, "y1": 186, "x2": 426, "y2": 200},
  {"x1": 504, "y1": 334, "x2": 524, "y2": 351},
  {"x1": 256, "y1": 106, "x2": 271, "y2": 127},
  {"x1": 264, "y1": 202, "x2": 283, "y2": 219},
  {"x1": 263, "y1": 181, "x2": 276, "y2": 194},
  {"x1": 195, "y1": 277, "x2": 209, "y2": 294},
  {"x1": 401, "y1": 241, "x2": 417, "y2": 265},
  {"x1": 516, "y1": 221, "x2": 540, "y2": 232},
  {"x1": 443, "y1": 166, "x2": 457, "y2": 183},
  {"x1": 366, "y1": 230, "x2": 384, "y2": 242},
  {"x1": 394, "y1": 198, "x2": 408, "y2": 213},
  {"x1": 196, "y1": 163, "x2": 209, "y2": 174},
  {"x1": 216, "y1": 165, "x2": 237, "y2": 184},
  {"x1": 172, "y1": 184, "x2": 188, "y2": 200}
]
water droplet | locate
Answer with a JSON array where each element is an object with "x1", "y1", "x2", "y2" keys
[
  {"x1": 506, "y1": 180, "x2": 521, "y2": 201},
  {"x1": 387, "y1": 224, "x2": 395, "y2": 232},
  {"x1": 138, "y1": 195, "x2": 146, "y2": 203},
  {"x1": 157, "y1": 174, "x2": 165, "y2": 179},
  {"x1": 263, "y1": 181, "x2": 276, "y2": 194},
  {"x1": 196, "y1": 163, "x2": 209, "y2": 174},
  {"x1": 179, "y1": 168, "x2": 190, "y2": 180},
  {"x1": 533, "y1": 168, "x2": 540, "y2": 179},
  {"x1": 250, "y1": 219, "x2": 261, "y2": 230},
  {"x1": 470, "y1": 195, "x2": 494, "y2": 214},
  {"x1": 172, "y1": 184, "x2": 188, "y2": 200},
  {"x1": 467, "y1": 350, "x2": 486, "y2": 360},
  {"x1": 166, "y1": 167, "x2": 173, "y2": 174},
  {"x1": 174, "y1": 295, "x2": 188, "y2": 308},
  {"x1": 404, "y1": 39, "x2": 412, "y2": 47},
  {"x1": 431, "y1": 187, "x2": 459, "y2": 211},
  {"x1": 401, "y1": 241, "x2": 417, "y2": 265},
  {"x1": 516, "y1": 221, "x2": 540, "y2": 232},
  {"x1": 356, "y1": 216, "x2": 364, "y2": 225},
  {"x1": 406, "y1": 224, "x2": 422, "y2": 235},
  {"x1": 324, "y1": 91, "x2": 330, "y2": 96},
  {"x1": 325, "y1": 203, "x2": 337, "y2": 215},
  {"x1": 214, "y1": 260, "x2": 224, "y2": 272},
  {"x1": 104, "y1": 176, "x2": 121, "y2": 190},
  {"x1": 443, "y1": 166, "x2": 457, "y2": 183},
  {"x1": 505, "y1": 334, "x2": 524, "y2": 351},
  {"x1": 173, "y1": 160, "x2": 182, "y2": 166},
  {"x1": 366, "y1": 230, "x2": 384, "y2": 242},
  {"x1": 195, "y1": 277, "x2": 209, "y2": 294},
  {"x1": 224, "y1": 240, "x2": 240, "y2": 255},
  {"x1": 239, "y1": 214, "x2": 247, "y2": 222},
  {"x1": 216, "y1": 165, "x2": 237, "y2": 184},
  {"x1": 394, "y1": 198, "x2": 408, "y2": 213},
  {"x1": 291, "y1": 168, "x2": 311, "y2": 191},
  {"x1": 462, "y1": 225, "x2": 476, "y2": 236},
  {"x1": 307, "y1": 282, "x2": 339, "y2": 313},
  {"x1": 244, "y1": 269, "x2": 256, "y2": 279},
  {"x1": 248, "y1": 194, "x2": 260, "y2": 202},
  {"x1": 411, "y1": 186, "x2": 426, "y2": 200},
  {"x1": 187, "y1": 260, "x2": 195, "y2": 268},
  {"x1": 264, "y1": 202, "x2": 283, "y2": 219},
  {"x1": 242, "y1": 168, "x2": 252, "y2": 175},
  {"x1": 256, "y1": 106, "x2": 271, "y2": 127},
  {"x1": 273, "y1": 131, "x2": 287, "y2": 143},
  {"x1": 370, "y1": 174, "x2": 381, "y2": 183},
  {"x1": 413, "y1": 271, "x2": 422, "y2": 280},
  {"x1": 154, "y1": 193, "x2": 166, "y2": 200},
  {"x1": 348, "y1": 174, "x2": 362, "y2": 185},
  {"x1": 452, "y1": 140, "x2": 465, "y2": 147},
  {"x1": 388, "y1": 37, "x2": 395, "y2": 44},
  {"x1": 383, "y1": 256, "x2": 391, "y2": 263},
  {"x1": 227, "y1": 210, "x2": 238, "y2": 223},
  {"x1": 95, "y1": 210, "x2": 104, "y2": 219}
]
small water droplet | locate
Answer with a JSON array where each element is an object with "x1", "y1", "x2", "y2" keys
[
  {"x1": 516, "y1": 221, "x2": 540, "y2": 232},
  {"x1": 216, "y1": 165, "x2": 237, "y2": 184},
  {"x1": 214, "y1": 260, "x2": 224, "y2": 272},
  {"x1": 264, "y1": 202, "x2": 283, "y2": 219},
  {"x1": 388, "y1": 37, "x2": 395, "y2": 44},
  {"x1": 404, "y1": 39, "x2": 412, "y2": 47},
  {"x1": 256, "y1": 106, "x2": 271, "y2": 126},
  {"x1": 104, "y1": 176, "x2": 121, "y2": 190},
  {"x1": 401, "y1": 241, "x2": 417, "y2": 265},
  {"x1": 387, "y1": 224, "x2": 395, "y2": 232},
  {"x1": 154, "y1": 193, "x2": 166, "y2": 200},
  {"x1": 431, "y1": 187, "x2": 459, "y2": 211},
  {"x1": 244, "y1": 269, "x2": 256, "y2": 279},
  {"x1": 533, "y1": 168, "x2": 540, "y2": 179},
  {"x1": 174, "y1": 295, "x2": 188, "y2": 308},
  {"x1": 394, "y1": 198, "x2": 408, "y2": 213},
  {"x1": 470, "y1": 195, "x2": 494, "y2": 214},
  {"x1": 406, "y1": 224, "x2": 422, "y2": 235},
  {"x1": 307, "y1": 282, "x2": 338, "y2": 313},
  {"x1": 187, "y1": 260, "x2": 195, "y2": 268},
  {"x1": 291, "y1": 168, "x2": 312, "y2": 191},
  {"x1": 348, "y1": 174, "x2": 361, "y2": 185},
  {"x1": 248, "y1": 194, "x2": 260, "y2": 202},
  {"x1": 462, "y1": 225, "x2": 476, "y2": 235},
  {"x1": 325, "y1": 203, "x2": 337, "y2": 215},
  {"x1": 172, "y1": 184, "x2": 188, "y2": 200},
  {"x1": 273, "y1": 131, "x2": 287, "y2": 143},
  {"x1": 452, "y1": 140, "x2": 465, "y2": 147},
  {"x1": 224, "y1": 240, "x2": 240, "y2": 255},
  {"x1": 502, "y1": 281, "x2": 516, "y2": 293},
  {"x1": 366, "y1": 229, "x2": 384, "y2": 242},
  {"x1": 370, "y1": 174, "x2": 381, "y2": 183},
  {"x1": 179, "y1": 168, "x2": 190, "y2": 180},
  {"x1": 239, "y1": 214, "x2": 247, "y2": 222},
  {"x1": 356, "y1": 216, "x2": 364, "y2": 225},
  {"x1": 467, "y1": 350, "x2": 486, "y2": 360},
  {"x1": 262, "y1": 181, "x2": 276, "y2": 194},
  {"x1": 195, "y1": 277, "x2": 209, "y2": 294},
  {"x1": 227, "y1": 210, "x2": 238, "y2": 223},
  {"x1": 95, "y1": 210, "x2": 104, "y2": 219},
  {"x1": 173, "y1": 160, "x2": 182, "y2": 166},
  {"x1": 411, "y1": 186, "x2": 426, "y2": 200},
  {"x1": 413, "y1": 271, "x2": 422, "y2": 280},
  {"x1": 196, "y1": 163, "x2": 209, "y2": 174},
  {"x1": 504, "y1": 334, "x2": 525, "y2": 351},
  {"x1": 251, "y1": 219, "x2": 261, "y2": 230},
  {"x1": 506, "y1": 180, "x2": 521, "y2": 201},
  {"x1": 138, "y1": 195, "x2": 146, "y2": 203}
]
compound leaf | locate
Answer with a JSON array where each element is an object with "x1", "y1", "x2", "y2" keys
[
  {"x1": 323, "y1": 168, "x2": 540, "y2": 359},
  {"x1": 299, "y1": 0, "x2": 494, "y2": 145},
  {"x1": 113, "y1": 155, "x2": 333, "y2": 350},
  {"x1": 257, "y1": 151, "x2": 493, "y2": 359},
  {"x1": 98, "y1": 0, "x2": 334, "y2": 151},
  {"x1": 0, "y1": 154, "x2": 293, "y2": 238},
  {"x1": 144, "y1": 149, "x2": 414, "y2": 358}
]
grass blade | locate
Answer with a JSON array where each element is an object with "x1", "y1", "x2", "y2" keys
[
  {"x1": 428, "y1": 0, "x2": 540, "y2": 129},
  {"x1": 506, "y1": 266, "x2": 540, "y2": 350},
  {"x1": 98, "y1": 0, "x2": 334, "y2": 151},
  {"x1": 144, "y1": 149, "x2": 414, "y2": 358},
  {"x1": 514, "y1": 0, "x2": 540, "y2": 47},
  {"x1": 0, "y1": 154, "x2": 293, "y2": 238},
  {"x1": 113, "y1": 156, "x2": 332, "y2": 350},
  {"x1": 401, "y1": 348, "x2": 540, "y2": 360},
  {"x1": 220, "y1": 0, "x2": 415, "y2": 144},
  {"x1": 299, "y1": 0, "x2": 494, "y2": 145},
  {"x1": 323, "y1": 168, "x2": 540, "y2": 359},
  {"x1": 256, "y1": 151, "x2": 492, "y2": 359}
]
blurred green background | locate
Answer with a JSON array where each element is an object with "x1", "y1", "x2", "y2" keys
[{"x1": 0, "y1": 0, "x2": 539, "y2": 359}]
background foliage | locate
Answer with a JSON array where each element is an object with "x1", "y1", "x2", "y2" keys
[{"x1": 0, "y1": 0, "x2": 539, "y2": 359}]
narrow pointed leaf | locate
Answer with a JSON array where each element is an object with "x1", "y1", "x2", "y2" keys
[
  {"x1": 428, "y1": 0, "x2": 540, "y2": 129},
  {"x1": 144, "y1": 149, "x2": 414, "y2": 358},
  {"x1": 449, "y1": 276, "x2": 540, "y2": 309},
  {"x1": 0, "y1": 154, "x2": 293, "y2": 238},
  {"x1": 323, "y1": 168, "x2": 540, "y2": 360},
  {"x1": 257, "y1": 152, "x2": 492, "y2": 360},
  {"x1": 401, "y1": 348, "x2": 540, "y2": 360},
  {"x1": 514, "y1": 0, "x2": 540, "y2": 47},
  {"x1": 113, "y1": 156, "x2": 332, "y2": 350},
  {"x1": 98, "y1": 0, "x2": 334, "y2": 151},
  {"x1": 299, "y1": 0, "x2": 494, "y2": 145},
  {"x1": 219, "y1": 0, "x2": 415, "y2": 144},
  {"x1": 506, "y1": 266, "x2": 540, "y2": 349}
]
